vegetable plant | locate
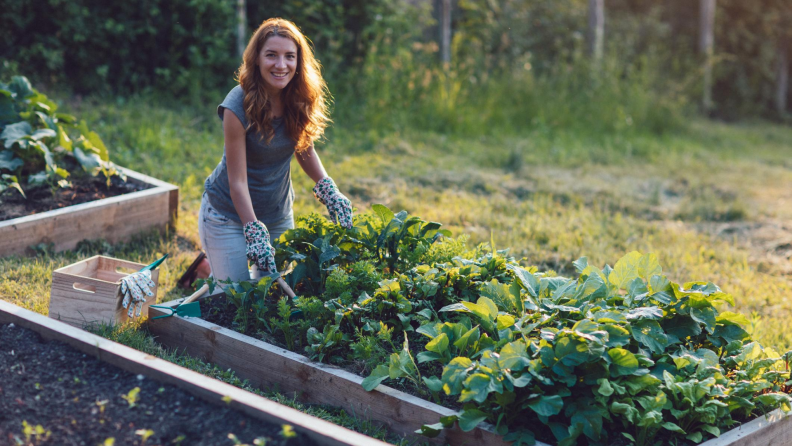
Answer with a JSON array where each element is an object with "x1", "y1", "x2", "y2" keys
[
  {"x1": 0, "y1": 75, "x2": 123, "y2": 198},
  {"x1": 209, "y1": 205, "x2": 792, "y2": 445}
]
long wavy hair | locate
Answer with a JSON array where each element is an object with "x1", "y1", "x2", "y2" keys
[{"x1": 237, "y1": 18, "x2": 330, "y2": 153}]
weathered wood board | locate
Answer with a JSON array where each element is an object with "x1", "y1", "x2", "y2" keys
[
  {"x1": 148, "y1": 296, "x2": 526, "y2": 446},
  {"x1": 0, "y1": 167, "x2": 178, "y2": 257},
  {"x1": 699, "y1": 408, "x2": 791, "y2": 446},
  {"x1": 0, "y1": 299, "x2": 386, "y2": 446},
  {"x1": 49, "y1": 255, "x2": 159, "y2": 327}
]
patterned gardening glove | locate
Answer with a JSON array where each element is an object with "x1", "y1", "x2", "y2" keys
[
  {"x1": 312, "y1": 177, "x2": 353, "y2": 229},
  {"x1": 244, "y1": 220, "x2": 277, "y2": 273},
  {"x1": 120, "y1": 270, "x2": 155, "y2": 318}
]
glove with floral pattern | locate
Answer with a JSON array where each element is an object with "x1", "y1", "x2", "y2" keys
[
  {"x1": 312, "y1": 177, "x2": 353, "y2": 229},
  {"x1": 244, "y1": 220, "x2": 277, "y2": 273},
  {"x1": 120, "y1": 270, "x2": 155, "y2": 318}
]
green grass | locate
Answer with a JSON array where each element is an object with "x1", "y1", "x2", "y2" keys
[{"x1": 2, "y1": 92, "x2": 792, "y2": 441}]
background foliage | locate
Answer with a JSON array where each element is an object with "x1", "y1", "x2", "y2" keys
[{"x1": 2, "y1": 0, "x2": 789, "y2": 124}]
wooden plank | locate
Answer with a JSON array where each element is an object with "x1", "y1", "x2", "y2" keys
[
  {"x1": 700, "y1": 409, "x2": 792, "y2": 446},
  {"x1": 0, "y1": 299, "x2": 387, "y2": 446},
  {"x1": 148, "y1": 297, "x2": 530, "y2": 446},
  {"x1": 0, "y1": 167, "x2": 178, "y2": 257}
]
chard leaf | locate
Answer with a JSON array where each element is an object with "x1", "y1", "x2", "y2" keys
[
  {"x1": 416, "y1": 351, "x2": 443, "y2": 363},
  {"x1": 0, "y1": 150, "x2": 23, "y2": 171},
  {"x1": 460, "y1": 373, "x2": 493, "y2": 403},
  {"x1": 457, "y1": 409, "x2": 488, "y2": 432},
  {"x1": 442, "y1": 357, "x2": 474, "y2": 395},
  {"x1": 662, "y1": 315, "x2": 702, "y2": 344},
  {"x1": 496, "y1": 314, "x2": 515, "y2": 330},
  {"x1": 686, "y1": 432, "x2": 703, "y2": 443},
  {"x1": 426, "y1": 333, "x2": 449, "y2": 354},
  {"x1": 508, "y1": 264, "x2": 540, "y2": 297},
  {"x1": 415, "y1": 422, "x2": 443, "y2": 438},
  {"x1": 526, "y1": 394, "x2": 564, "y2": 417},
  {"x1": 572, "y1": 257, "x2": 588, "y2": 274},
  {"x1": 422, "y1": 376, "x2": 444, "y2": 393},
  {"x1": 361, "y1": 364, "x2": 390, "y2": 391},
  {"x1": 608, "y1": 348, "x2": 639, "y2": 368},
  {"x1": 1, "y1": 121, "x2": 32, "y2": 148},
  {"x1": 631, "y1": 319, "x2": 669, "y2": 354},
  {"x1": 597, "y1": 379, "x2": 614, "y2": 397},
  {"x1": 691, "y1": 306, "x2": 716, "y2": 333},
  {"x1": 755, "y1": 393, "x2": 792, "y2": 411},
  {"x1": 625, "y1": 306, "x2": 663, "y2": 320},
  {"x1": 716, "y1": 311, "x2": 750, "y2": 327},
  {"x1": 609, "y1": 251, "x2": 642, "y2": 289},
  {"x1": 503, "y1": 429, "x2": 536, "y2": 446},
  {"x1": 371, "y1": 203, "x2": 395, "y2": 224},
  {"x1": 30, "y1": 128, "x2": 56, "y2": 141}
]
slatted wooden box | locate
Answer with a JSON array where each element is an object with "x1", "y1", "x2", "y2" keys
[{"x1": 49, "y1": 255, "x2": 159, "y2": 327}]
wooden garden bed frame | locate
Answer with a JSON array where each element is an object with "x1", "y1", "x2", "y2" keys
[
  {"x1": 148, "y1": 294, "x2": 792, "y2": 446},
  {"x1": 0, "y1": 167, "x2": 178, "y2": 257},
  {"x1": 0, "y1": 299, "x2": 386, "y2": 446},
  {"x1": 147, "y1": 293, "x2": 533, "y2": 446}
]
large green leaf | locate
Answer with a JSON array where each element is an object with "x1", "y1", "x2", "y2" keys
[
  {"x1": 631, "y1": 319, "x2": 669, "y2": 354},
  {"x1": 8, "y1": 76, "x2": 35, "y2": 100},
  {"x1": 0, "y1": 150, "x2": 23, "y2": 171},
  {"x1": 457, "y1": 409, "x2": 488, "y2": 432},
  {"x1": 361, "y1": 364, "x2": 390, "y2": 391},
  {"x1": 609, "y1": 251, "x2": 642, "y2": 289},
  {"x1": 425, "y1": 332, "x2": 449, "y2": 354},
  {"x1": 371, "y1": 204, "x2": 395, "y2": 224},
  {"x1": 1, "y1": 121, "x2": 32, "y2": 148},
  {"x1": 526, "y1": 394, "x2": 564, "y2": 417},
  {"x1": 608, "y1": 348, "x2": 639, "y2": 368}
]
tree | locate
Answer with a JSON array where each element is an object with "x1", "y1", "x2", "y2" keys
[
  {"x1": 440, "y1": 0, "x2": 452, "y2": 65},
  {"x1": 700, "y1": 0, "x2": 716, "y2": 113},
  {"x1": 588, "y1": 0, "x2": 605, "y2": 62},
  {"x1": 237, "y1": 0, "x2": 246, "y2": 58}
]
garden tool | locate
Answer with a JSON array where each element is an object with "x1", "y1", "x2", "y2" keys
[
  {"x1": 150, "y1": 283, "x2": 207, "y2": 319},
  {"x1": 256, "y1": 266, "x2": 302, "y2": 320},
  {"x1": 121, "y1": 254, "x2": 168, "y2": 318}
]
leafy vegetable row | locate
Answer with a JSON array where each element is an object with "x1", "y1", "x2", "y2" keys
[
  {"x1": 0, "y1": 75, "x2": 123, "y2": 198},
  {"x1": 209, "y1": 205, "x2": 792, "y2": 446}
]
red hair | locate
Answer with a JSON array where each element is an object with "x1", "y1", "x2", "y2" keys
[{"x1": 237, "y1": 18, "x2": 330, "y2": 153}]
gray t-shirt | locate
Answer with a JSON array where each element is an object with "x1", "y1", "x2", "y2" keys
[{"x1": 204, "y1": 85, "x2": 295, "y2": 224}]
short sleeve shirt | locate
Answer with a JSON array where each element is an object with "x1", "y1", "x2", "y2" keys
[{"x1": 204, "y1": 85, "x2": 295, "y2": 224}]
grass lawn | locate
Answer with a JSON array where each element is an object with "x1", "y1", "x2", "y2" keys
[{"x1": 2, "y1": 94, "x2": 792, "y2": 441}]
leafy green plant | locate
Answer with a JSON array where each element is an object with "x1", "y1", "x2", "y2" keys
[{"x1": 0, "y1": 75, "x2": 124, "y2": 198}]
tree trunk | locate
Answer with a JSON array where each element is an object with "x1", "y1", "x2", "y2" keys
[
  {"x1": 440, "y1": 0, "x2": 451, "y2": 65},
  {"x1": 237, "y1": 0, "x2": 247, "y2": 58},
  {"x1": 587, "y1": 0, "x2": 605, "y2": 62},
  {"x1": 700, "y1": 0, "x2": 716, "y2": 113},
  {"x1": 777, "y1": 37, "x2": 789, "y2": 115}
]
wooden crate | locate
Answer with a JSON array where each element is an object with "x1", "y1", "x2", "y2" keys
[
  {"x1": 0, "y1": 167, "x2": 178, "y2": 257},
  {"x1": 49, "y1": 255, "x2": 159, "y2": 327}
]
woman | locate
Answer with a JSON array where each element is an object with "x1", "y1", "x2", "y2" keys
[{"x1": 198, "y1": 18, "x2": 352, "y2": 283}]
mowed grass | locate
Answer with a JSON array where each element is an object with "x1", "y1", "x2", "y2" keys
[{"x1": 2, "y1": 94, "x2": 792, "y2": 435}]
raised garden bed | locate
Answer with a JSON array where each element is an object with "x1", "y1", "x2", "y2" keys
[
  {"x1": 148, "y1": 294, "x2": 792, "y2": 446},
  {"x1": 0, "y1": 299, "x2": 386, "y2": 446},
  {"x1": 0, "y1": 167, "x2": 178, "y2": 257},
  {"x1": 148, "y1": 292, "x2": 529, "y2": 446}
]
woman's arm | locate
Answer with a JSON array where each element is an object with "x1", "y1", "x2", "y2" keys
[
  {"x1": 223, "y1": 109, "x2": 257, "y2": 224},
  {"x1": 295, "y1": 144, "x2": 328, "y2": 183}
]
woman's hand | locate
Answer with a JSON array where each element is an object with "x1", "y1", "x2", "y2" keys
[
  {"x1": 313, "y1": 177, "x2": 353, "y2": 228},
  {"x1": 244, "y1": 221, "x2": 277, "y2": 272}
]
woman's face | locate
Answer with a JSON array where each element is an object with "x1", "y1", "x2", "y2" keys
[{"x1": 258, "y1": 36, "x2": 298, "y2": 94}]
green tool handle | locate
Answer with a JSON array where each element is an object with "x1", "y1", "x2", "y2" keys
[{"x1": 139, "y1": 254, "x2": 169, "y2": 272}]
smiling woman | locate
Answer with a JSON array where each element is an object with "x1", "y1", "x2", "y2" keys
[{"x1": 197, "y1": 18, "x2": 354, "y2": 285}]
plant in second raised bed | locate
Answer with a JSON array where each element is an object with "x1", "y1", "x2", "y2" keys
[{"x1": 0, "y1": 75, "x2": 124, "y2": 197}]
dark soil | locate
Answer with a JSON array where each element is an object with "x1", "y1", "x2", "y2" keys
[
  {"x1": 0, "y1": 175, "x2": 150, "y2": 222},
  {"x1": 0, "y1": 323, "x2": 317, "y2": 446}
]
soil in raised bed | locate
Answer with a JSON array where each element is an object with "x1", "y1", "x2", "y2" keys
[
  {"x1": 0, "y1": 323, "x2": 317, "y2": 446},
  {"x1": 0, "y1": 175, "x2": 151, "y2": 222}
]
